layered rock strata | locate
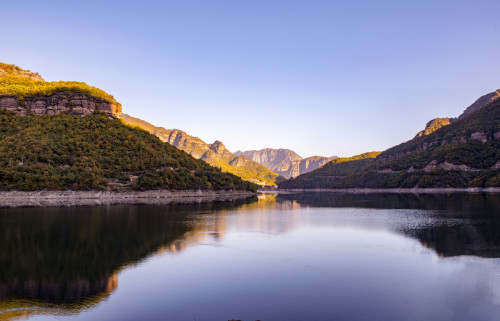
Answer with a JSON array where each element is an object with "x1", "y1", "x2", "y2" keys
[{"x1": 0, "y1": 92, "x2": 121, "y2": 117}]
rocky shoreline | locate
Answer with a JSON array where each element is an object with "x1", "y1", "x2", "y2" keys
[
  {"x1": 0, "y1": 190, "x2": 255, "y2": 207},
  {"x1": 277, "y1": 187, "x2": 500, "y2": 194}
]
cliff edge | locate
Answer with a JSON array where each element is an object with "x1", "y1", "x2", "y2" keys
[{"x1": 0, "y1": 62, "x2": 121, "y2": 117}]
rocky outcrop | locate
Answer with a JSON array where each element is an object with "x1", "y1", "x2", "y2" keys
[
  {"x1": 415, "y1": 118, "x2": 451, "y2": 137},
  {"x1": 0, "y1": 63, "x2": 121, "y2": 117},
  {"x1": 235, "y1": 148, "x2": 303, "y2": 173},
  {"x1": 470, "y1": 131, "x2": 488, "y2": 143},
  {"x1": 0, "y1": 92, "x2": 121, "y2": 117},
  {"x1": 284, "y1": 156, "x2": 336, "y2": 178},
  {"x1": 235, "y1": 148, "x2": 336, "y2": 178},
  {"x1": 423, "y1": 160, "x2": 473, "y2": 172},
  {"x1": 209, "y1": 140, "x2": 233, "y2": 158},
  {"x1": 228, "y1": 155, "x2": 254, "y2": 167},
  {"x1": 161, "y1": 129, "x2": 210, "y2": 158},
  {"x1": 120, "y1": 114, "x2": 282, "y2": 186}
]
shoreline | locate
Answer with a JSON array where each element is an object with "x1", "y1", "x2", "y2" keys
[
  {"x1": 275, "y1": 187, "x2": 500, "y2": 194},
  {"x1": 0, "y1": 190, "x2": 256, "y2": 207}
]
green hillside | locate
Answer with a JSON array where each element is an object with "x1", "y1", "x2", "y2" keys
[
  {"x1": 279, "y1": 94, "x2": 500, "y2": 189},
  {"x1": 279, "y1": 152, "x2": 381, "y2": 189},
  {"x1": 0, "y1": 111, "x2": 257, "y2": 191},
  {"x1": 121, "y1": 114, "x2": 283, "y2": 186}
]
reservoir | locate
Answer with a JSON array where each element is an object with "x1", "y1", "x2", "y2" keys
[{"x1": 1, "y1": 193, "x2": 499, "y2": 321}]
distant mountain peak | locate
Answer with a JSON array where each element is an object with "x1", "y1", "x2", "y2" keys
[
  {"x1": 209, "y1": 140, "x2": 231, "y2": 156},
  {"x1": 120, "y1": 114, "x2": 282, "y2": 186},
  {"x1": 235, "y1": 148, "x2": 336, "y2": 178}
]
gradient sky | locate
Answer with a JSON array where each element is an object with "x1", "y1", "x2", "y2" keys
[{"x1": 1, "y1": 0, "x2": 499, "y2": 158}]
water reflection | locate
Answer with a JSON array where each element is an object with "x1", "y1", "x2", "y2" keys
[
  {"x1": 1, "y1": 193, "x2": 499, "y2": 320},
  {"x1": 0, "y1": 199, "x2": 257, "y2": 318},
  {"x1": 278, "y1": 192, "x2": 500, "y2": 257}
]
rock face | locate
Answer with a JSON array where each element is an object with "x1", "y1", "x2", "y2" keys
[
  {"x1": 209, "y1": 140, "x2": 233, "y2": 158},
  {"x1": 235, "y1": 148, "x2": 337, "y2": 178},
  {"x1": 0, "y1": 62, "x2": 121, "y2": 117},
  {"x1": 295, "y1": 156, "x2": 335, "y2": 178},
  {"x1": 470, "y1": 131, "x2": 488, "y2": 143},
  {"x1": 158, "y1": 129, "x2": 210, "y2": 158},
  {"x1": 235, "y1": 148, "x2": 302, "y2": 173},
  {"x1": 458, "y1": 89, "x2": 500, "y2": 119},
  {"x1": 0, "y1": 92, "x2": 121, "y2": 117},
  {"x1": 120, "y1": 114, "x2": 282, "y2": 186},
  {"x1": 228, "y1": 155, "x2": 254, "y2": 167}
]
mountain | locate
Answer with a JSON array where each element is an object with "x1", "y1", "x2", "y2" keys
[
  {"x1": 0, "y1": 62, "x2": 256, "y2": 192},
  {"x1": 120, "y1": 114, "x2": 283, "y2": 186},
  {"x1": 458, "y1": 89, "x2": 500, "y2": 120},
  {"x1": 0, "y1": 62, "x2": 121, "y2": 117},
  {"x1": 234, "y1": 148, "x2": 337, "y2": 178},
  {"x1": 415, "y1": 118, "x2": 451, "y2": 137},
  {"x1": 279, "y1": 89, "x2": 500, "y2": 189}
]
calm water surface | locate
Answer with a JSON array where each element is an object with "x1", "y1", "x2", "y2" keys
[{"x1": 1, "y1": 193, "x2": 500, "y2": 321}]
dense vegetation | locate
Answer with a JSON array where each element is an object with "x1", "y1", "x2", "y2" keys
[
  {"x1": 0, "y1": 73, "x2": 118, "y2": 103},
  {"x1": 379, "y1": 98, "x2": 500, "y2": 160},
  {"x1": 204, "y1": 151, "x2": 285, "y2": 186},
  {"x1": 121, "y1": 114, "x2": 283, "y2": 186},
  {"x1": 0, "y1": 62, "x2": 30, "y2": 74},
  {"x1": 279, "y1": 152, "x2": 380, "y2": 189},
  {"x1": 279, "y1": 98, "x2": 500, "y2": 189},
  {"x1": 0, "y1": 111, "x2": 257, "y2": 191},
  {"x1": 280, "y1": 142, "x2": 500, "y2": 189}
]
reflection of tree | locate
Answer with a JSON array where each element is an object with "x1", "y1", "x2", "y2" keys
[
  {"x1": 2, "y1": 192, "x2": 498, "y2": 319},
  {"x1": 0, "y1": 198, "x2": 257, "y2": 312},
  {"x1": 409, "y1": 219, "x2": 500, "y2": 257},
  {"x1": 278, "y1": 192, "x2": 500, "y2": 257},
  {"x1": 278, "y1": 192, "x2": 500, "y2": 212}
]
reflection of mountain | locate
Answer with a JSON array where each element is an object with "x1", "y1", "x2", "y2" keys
[
  {"x1": 2, "y1": 193, "x2": 499, "y2": 320},
  {"x1": 277, "y1": 191, "x2": 499, "y2": 211},
  {"x1": 278, "y1": 192, "x2": 500, "y2": 258},
  {"x1": 0, "y1": 273, "x2": 118, "y2": 305},
  {"x1": 0, "y1": 200, "x2": 258, "y2": 312},
  {"x1": 410, "y1": 222, "x2": 500, "y2": 258}
]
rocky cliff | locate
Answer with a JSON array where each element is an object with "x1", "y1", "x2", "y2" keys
[
  {"x1": 235, "y1": 148, "x2": 336, "y2": 178},
  {"x1": 209, "y1": 140, "x2": 234, "y2": 158},
  {"x1": 0, "y1": 62, "x2": 121, "y2": 117},
  {"x1": 121, "y1": 114, "x2": 283, "y2": 186},
  {"x1": 0, "y1": 92, "x2": 121, "y2": 117}
]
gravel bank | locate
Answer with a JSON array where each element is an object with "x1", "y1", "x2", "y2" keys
[
  {"x1": 0, "y1": 190, "x2": 255, "y2": 207},
  {"x1": 278, "y1": 187, "x2": 500, "y2": 194}
]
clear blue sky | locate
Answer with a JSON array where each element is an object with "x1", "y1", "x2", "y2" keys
[{"x1": 1, "y1": 0, "x2": 499, "y2": 158}]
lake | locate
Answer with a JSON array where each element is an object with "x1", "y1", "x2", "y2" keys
[{"x1": 1, "y1": 192, "x2": 500, "y2": 321}]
